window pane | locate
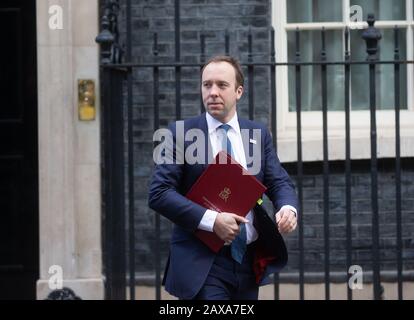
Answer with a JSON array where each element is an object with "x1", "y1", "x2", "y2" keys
[
  {"x1": 287, "y1": 0, "x2": 343, "y2": 23},
  {"x1": 288, "y1": 30, "x2": 344, "y2": 111},
  {"x1": 350, "y1": 28, "x2": 407, "y2": 110},
  {"x1": 350, "y1": 0, "x2": 406, "y2": 20}
]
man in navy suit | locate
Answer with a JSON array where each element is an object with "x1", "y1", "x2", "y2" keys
[{"x1": 149, "y1": 56, "x2": 298, "y2": 300}]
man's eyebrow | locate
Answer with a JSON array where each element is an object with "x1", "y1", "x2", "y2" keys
[
  {"x1": 202, "y1": 80, "x2": 230, "y2": 84},
  {"x1": 201, "y1": 80, "x2": 231, "y2": 88}
]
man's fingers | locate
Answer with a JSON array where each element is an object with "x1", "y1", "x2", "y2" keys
[
  {"x1": 225, "y1": 231, "x2": 237, "y2": 242},
  {"x1": 275, "y1": 209, "x2": 298, "y2": 234},
  {"x1": 275, "y1": 212, "x2": 281, "y2": 223},
  {"x1": 276, "y1": 212, "x2": 287, "y2": 226},
  {"x1": 282, "y1": 219, "x2": 297, "y2": 230},
  {"x1": 278, "y1": 219, "x2": 297, "y2": 234},
  {"x1": 229, "y1": 226, "x2": 240, "y2": 235},
  {"x1": 280, "y1": 212, "x2": 291, "y2": 224},
  {"x1": 277, "y1": 210, "x2": 296, "y2": 224},
  {"x1": 276, "y1": 210, "x2": 290, "y2": 223},
  {"x1": 232, "y1": 214, "x2": 249, "y2": 224},
  {"x1": 282, "y1": 217, "x2": 295, "y2": 228},
  {"x1": 214, "y1": 212, "x2": 246, "y2": 241}
]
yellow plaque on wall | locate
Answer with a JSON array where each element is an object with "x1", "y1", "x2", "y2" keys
[{"x1": 78, "y1": 79, "x2": 96, "y2": 121}]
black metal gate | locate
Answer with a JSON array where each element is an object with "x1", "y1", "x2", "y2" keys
[{"x1": 96, "y1": 0, "x2": 413, "y2": 300}]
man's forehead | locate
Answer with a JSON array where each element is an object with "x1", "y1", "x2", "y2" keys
[{"x1": 202, "y1": 61, "x2": 236, "y2": 81}]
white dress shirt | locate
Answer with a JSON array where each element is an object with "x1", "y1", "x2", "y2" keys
[{"x1": 197, "y1": 112, "x2": 296, "y2": 244}]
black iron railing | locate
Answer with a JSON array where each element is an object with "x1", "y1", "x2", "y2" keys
[{"x1": 96, "y1": 0, "x2": 413, "y2": 300}]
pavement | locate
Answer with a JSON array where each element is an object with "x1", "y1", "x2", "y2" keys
[{"x1": 128, "y1": 282, "x2": 414, "y2": 300}]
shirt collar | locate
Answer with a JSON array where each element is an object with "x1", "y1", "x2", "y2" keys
[{"x1": 205, "y1": 112, "x2": 241, "y2": 135}]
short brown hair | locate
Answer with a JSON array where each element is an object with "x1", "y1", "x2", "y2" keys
[{"x1": 201, "y1": 56, "x2": 244, "y2": 89}]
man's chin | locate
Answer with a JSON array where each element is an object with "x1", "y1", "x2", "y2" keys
[{"x1": 207, "y1": 110, "x2": 225, "y2": 120}]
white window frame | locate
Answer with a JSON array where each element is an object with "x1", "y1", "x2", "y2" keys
[{"x1": 272, "y1": 0, "x2": 414, "y2": 162}]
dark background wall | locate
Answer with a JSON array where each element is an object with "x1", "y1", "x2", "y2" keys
[
  {"x1": 283, "y1": 159, "x2": 414, "y2": 277},
  {"x1": 112, "y1": 0, "x2": 414, "y2": 281}
]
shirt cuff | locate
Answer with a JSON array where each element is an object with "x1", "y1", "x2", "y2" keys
[
  {"x1": 280, "y1": 205, "x2": 297, "y2": 217},
  {"x1": 197, "y1": 209, "x2": 218, "y2": 232}
]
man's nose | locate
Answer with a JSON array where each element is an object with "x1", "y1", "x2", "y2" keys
[{"x1": 210, "y1": 85, "x2": 219, "y2": 97}]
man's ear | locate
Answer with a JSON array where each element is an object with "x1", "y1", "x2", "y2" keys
[{"x1": 236, "y1": 86, "x2": 243, "y2": 100}]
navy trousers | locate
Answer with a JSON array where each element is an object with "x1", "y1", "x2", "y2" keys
[{"x1": 193, "y1": 242, "x2": 259, "y2": 300}]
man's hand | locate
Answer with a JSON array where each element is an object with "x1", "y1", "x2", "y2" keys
[
  {"x1": 213, "y1": 212, "x2": 249, "y2": 243},
  {"x1": 275, "y1": 207, "x2": 297, "y2": 234}
]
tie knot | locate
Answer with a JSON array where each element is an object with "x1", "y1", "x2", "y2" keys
[{"x1": 218, "y1": 124, "x2": 231, "y2": 133}]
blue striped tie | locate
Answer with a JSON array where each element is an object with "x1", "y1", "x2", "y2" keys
[{"x1": 218, "y1": 124, "x2": 247, "y2": 264}]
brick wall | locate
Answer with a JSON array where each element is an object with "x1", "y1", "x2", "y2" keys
[
  {"x1": 281, "y1": 159, "x2": 414, "y2": 276},
  {"x1": 109, "y1": 0, "x2": 414, "y2": 280},
  {"x1": 117, "y1": 0, "x2": 274, "y2": 274}
]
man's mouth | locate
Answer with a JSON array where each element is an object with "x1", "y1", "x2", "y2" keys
[{"x1": 208, "y1": 102, "x2": 223, "y2": 107}]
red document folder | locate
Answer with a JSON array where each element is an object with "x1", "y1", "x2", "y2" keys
[{"x1": 186, "y1": 151, "x2": 267, "y2": 252}]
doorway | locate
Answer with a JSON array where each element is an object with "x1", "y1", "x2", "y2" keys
[{"x1": 0, "y1": 0, "x2": 38, "y2": 299}]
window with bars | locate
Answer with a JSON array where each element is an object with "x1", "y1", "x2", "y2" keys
[
  {"x1": 272, "y1": 0, "x2": 414, "y2": 162},
  {"x1": 274, "y1": 0, "x2": 413, "y2": 112}
]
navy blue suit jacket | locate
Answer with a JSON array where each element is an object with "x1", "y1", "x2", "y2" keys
[{"x1": 148, "y1": 113, "x2": 298, "y2": 299}]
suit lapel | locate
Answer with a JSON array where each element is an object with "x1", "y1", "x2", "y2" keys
[{"x1": 238, "y1": 118, "x2": 260, "y2": 178}]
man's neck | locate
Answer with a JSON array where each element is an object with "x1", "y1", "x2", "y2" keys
[{"x1": 207, "y1": 110, "x2": 237, "y2": 124}]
